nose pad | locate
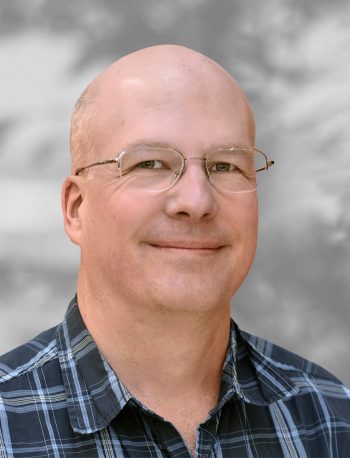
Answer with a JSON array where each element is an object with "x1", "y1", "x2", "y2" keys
[
  {"x1": 170, "y1": 158, "x2": 210, "y2": 191},
  {"x1": 164, "y1": 159, "x2": 217, "y2": 220},
  {"x1": 203, "y1": 161, "x2": 210, "y2": 179},
  {"x1": 168, "y1": 167, "x2": 184, "y2": 190}
]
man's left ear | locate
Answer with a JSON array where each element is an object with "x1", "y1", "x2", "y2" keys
[{"x1": 61, "y1": 175, "x2": 85, "y2": 246}]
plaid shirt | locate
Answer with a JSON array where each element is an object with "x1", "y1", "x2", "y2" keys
[{"x1": 0, "y1": 297, "x2": 349, "y2": 457}]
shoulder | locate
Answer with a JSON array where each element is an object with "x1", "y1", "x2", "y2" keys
[
  {"x1": 0, "y1": 325, "x2": 59, "y2": 386},
  {"x1": 0, "y1": 324, "x2": 73, "y2": 454},
  {"x1": 239, "y1": 330, "x2": 350, "y2": 455},
  {"x1": 240, "y1": 328, "x2": 350, "y2": 402},
  {"x1": 241, "y1": 329, "x2": 341, "y2": 380},
  {"x1": 0, "y1": 326, "x2": 66, "y2": 437}
]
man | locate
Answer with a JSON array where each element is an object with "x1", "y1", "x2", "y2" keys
[{"x1": 0, "y1": 45, "x2": 349, "y2": 457}]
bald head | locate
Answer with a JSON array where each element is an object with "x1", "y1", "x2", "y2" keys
[{"x1": 70, "y1": 45, "x2": 255, "y2": 173}]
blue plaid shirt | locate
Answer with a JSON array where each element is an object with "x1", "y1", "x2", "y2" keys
[{"x1": 0, "y1": 296, "x2": 349, "y2": 457}]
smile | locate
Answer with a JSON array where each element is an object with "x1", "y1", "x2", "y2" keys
[{"x1": 147, "y1": 241, "x2": 225, "y2": 254}]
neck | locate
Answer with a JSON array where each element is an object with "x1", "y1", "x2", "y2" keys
[{"x1": 77, "y1": 273, "x2": 231, "y2": 411}]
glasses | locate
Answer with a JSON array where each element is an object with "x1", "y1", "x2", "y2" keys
[{"x1": 75, "y1": 145, "x2": 274, "y2": 193}]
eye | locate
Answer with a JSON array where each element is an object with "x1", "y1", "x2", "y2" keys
[
  {"x1": 210, "y1": 162, "x2": 236, "y2": 172},
  {"x1": 136, "y1": 160, "x2": 164, "y2": 169}
]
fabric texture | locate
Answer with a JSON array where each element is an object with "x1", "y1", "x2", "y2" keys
[{"x1": 0, "y1": 296, "x2": 349, "y2": 457}]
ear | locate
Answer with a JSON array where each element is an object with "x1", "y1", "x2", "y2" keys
[{"x1": 61, "y1": 176, "x2": 85, "y2": 245}]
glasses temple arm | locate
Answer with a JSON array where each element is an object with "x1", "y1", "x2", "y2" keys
[
  {"x1": 256, "y1": 160, "x2": 274, "y2": 173},
  {"x1": 75, "y1": 159, "x2": 118, "y2": 175}
]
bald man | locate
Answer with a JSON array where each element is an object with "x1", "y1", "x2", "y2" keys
[{"x1": 0, "y1": 45, "x2": 349, "y2": 458}]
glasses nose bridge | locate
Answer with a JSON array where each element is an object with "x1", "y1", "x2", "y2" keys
[
  {"x1": 185, "y1": 156, "x2": 206, "y2": 163},
  {"x1": 180, "y1": 156, "x2": 209, "y2": 177},
  {"x1": 183, "y1": 156, "x2": 208, "y2": 172},
  {"x1": 172, "y1": 155, "x2": 210, "y2": 189}
]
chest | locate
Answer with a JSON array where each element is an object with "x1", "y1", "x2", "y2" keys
[
  {"x1": 145, "y1": 397, "x2": 213, "y2": 454},
  {"x1": 171, "y1": 418, "x2": 199, "y2": 456},
  {"x1": 4, "y1": 394, "x2": 338, "y2": 457}
]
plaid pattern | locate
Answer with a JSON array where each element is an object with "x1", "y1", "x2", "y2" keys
[{"x1": 0, "y1": 296, "x2": 349, "y2": 457}]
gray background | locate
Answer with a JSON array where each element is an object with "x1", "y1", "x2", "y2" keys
[{"x1": 1, "y1": 1, "x2": 349, "y2": 384}]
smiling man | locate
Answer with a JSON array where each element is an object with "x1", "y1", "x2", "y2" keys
[{"x1": 0, "y1": 45, "x2": 349, "y2": 458}]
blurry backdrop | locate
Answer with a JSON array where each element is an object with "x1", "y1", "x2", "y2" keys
[{"x1": 1, "y1": 0, "x2": 349, "y2": 383}]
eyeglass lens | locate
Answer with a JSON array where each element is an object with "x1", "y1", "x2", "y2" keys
[{"x1": 118, "y1": 146, "x2": 267, "y2": 193}]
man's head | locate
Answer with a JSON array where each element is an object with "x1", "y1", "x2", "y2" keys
[{"x1": 62, "y1": 45, "x2": 258, "y2": 314}]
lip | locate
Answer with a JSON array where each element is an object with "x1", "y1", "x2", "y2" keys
[{"x1": 146, "y1": 241, "x2": 225, "y2": 250}]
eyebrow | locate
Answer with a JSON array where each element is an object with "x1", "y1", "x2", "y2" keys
[
  {"x1": 123, "y1": 140, "x2": 247, "y2": 152},
  {"x1": 124, "y1": 141, "x2": 173, "y2": 149}
]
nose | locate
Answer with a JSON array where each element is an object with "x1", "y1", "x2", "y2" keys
[{"x1": 164, "y1": 159, "x2": 218, "y2": 221}]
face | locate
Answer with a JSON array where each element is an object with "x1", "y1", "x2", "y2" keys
[{"x1": 75, "y1": 70, "x2": 258, "y2": 314}]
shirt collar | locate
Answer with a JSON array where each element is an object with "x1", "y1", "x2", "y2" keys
[
  {"x1": 219, "y1": 321, "x2": 300, "y2": 410},
  {"x1": 57, "y1": 296, "x2": 299, "y2": 434},
  {"x1": 57, "y1": 296, "x2": 132, "y2": 434}
]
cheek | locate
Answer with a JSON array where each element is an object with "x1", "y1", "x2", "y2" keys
[
  {"x1": 243, "y1": 200, "x2": 258, "y2": 240},
  {"x1": 225, "y1": 195, "x2": 258, "y2": 273},
  {"x1": 83, "y1": 190, "x2": 160, "y2": 253},
  {"x1": 241, "y1": 197, "x2": 258, "y2": 248},
  {"x1": 225, "y1": 193, "x2": 258, "y2": 235}
]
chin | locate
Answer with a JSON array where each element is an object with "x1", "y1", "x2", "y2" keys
[{"x1": 148, "y1": 276, "x2": 232, "y2": 314}]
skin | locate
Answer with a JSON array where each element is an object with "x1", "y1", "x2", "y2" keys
[{"x1": 62, "y1": 45, "x2": 258, "y2": 452}]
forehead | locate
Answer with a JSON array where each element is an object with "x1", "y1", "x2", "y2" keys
[{"x1": 89, "y1": 58, "x2": 254, "y2": 156}]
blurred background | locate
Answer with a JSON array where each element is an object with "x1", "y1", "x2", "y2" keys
[{"x1": 0, "y1": 0, "x2": 349, "y2": 383}]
